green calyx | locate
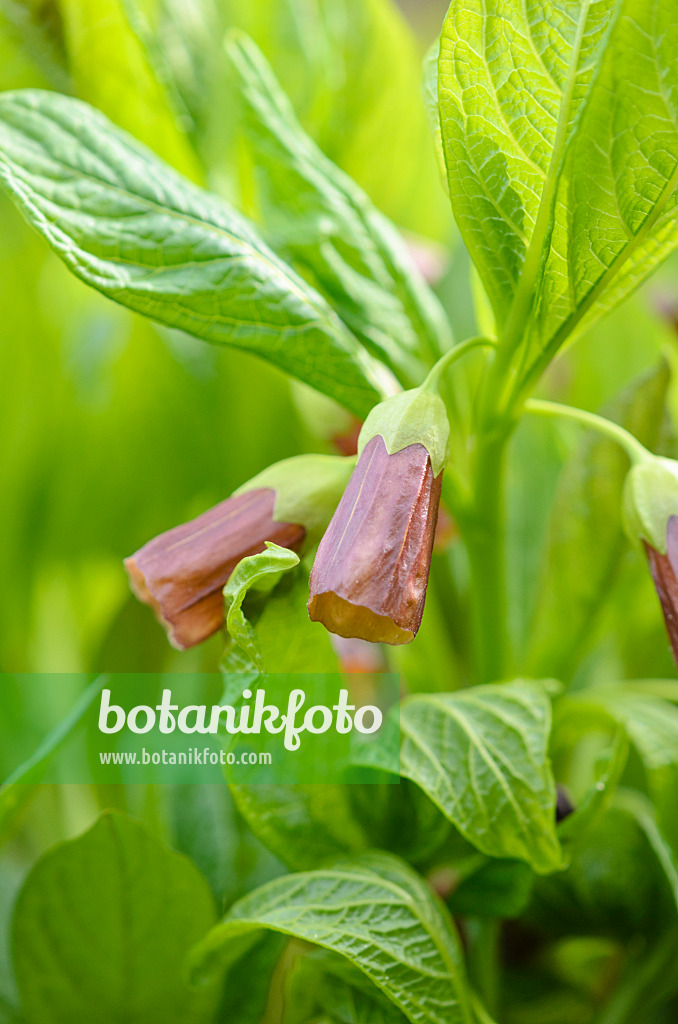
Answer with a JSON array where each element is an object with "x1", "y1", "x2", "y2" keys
[
  {"x1": 623, "y1": 456, "x2": 678, "y2": 553},
  {"x1": 235, "y1": 454, "x2": 356, "y2": 543},
  {"x1": 357, "y1": 387, "x2": 450, "y2": 477}
]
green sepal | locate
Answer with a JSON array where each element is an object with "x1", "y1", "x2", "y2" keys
[
  {"x1": 234, "y1": 454, "x2": 356, "y2": 543},
  {"x1": 623, "y1": 456, "x2": 678, "y2": 552},
  {"x1": 357, "y1": 387, "x2": 450, "y2": 477}
]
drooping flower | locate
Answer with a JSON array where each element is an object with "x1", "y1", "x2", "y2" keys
[
  {"x1": 644, "y1": 517, "x2": 678, "y2": 664},
  {"x1": 308, "y1": 386, "x2": 449, "y2": 645},
  {"x1": 125, "y1": 455, "x2": 354, "y2": 650},
  {"x1": 625, "y1": 457, "x2": 678, "y2": 665}
]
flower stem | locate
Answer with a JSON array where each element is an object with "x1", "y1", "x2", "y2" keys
[
  {"x1": 422, "y1": 336, "x2": 495, "y2": 391},
  {"x1": 463, "y1": 427, "x2": 512, "y2": 683},
  {"x1": 524, "y1": 399, "x2": 651, "y2": 464}
]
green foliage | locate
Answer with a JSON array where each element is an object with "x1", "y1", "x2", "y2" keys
[
  {"x1": 399, "y1": 680, "x2": 562, "y2": 872},
  {"x1": 2, "y1": 0, "x2": 678, "y2": 1022},
  {"x1": 224, "y1": 543, "x2": 301, "y2": 669},
  {"x1": 12, "y1": 812, "x2": 219, "y2": 1023},
  {"x1": 0, "y1": 89, "x2": 383, "y2": 416},
  {"x1": 228, "y1": 32, "x2": 449, "y2": 385},
  {"x1": 439, "y1": 0, "x2": 678, "y2": 397},
  {"x1": 191, "y1": 852, "x2": 473, "y2": 1024}
]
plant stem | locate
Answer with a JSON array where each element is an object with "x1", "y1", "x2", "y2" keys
[
  {"x1": 463, "y1": 426, "x2": 512, "y2": 683},
  {"x1": 524, "y1": 400, "x2": 651, "y2": 464},
  {"x1": 422, "y1": 336, "x2": 495, "y2": 391}
]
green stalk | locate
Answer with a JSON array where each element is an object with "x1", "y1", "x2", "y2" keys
[
  {"x1": 422, "y1": 336, "x2": 495, "y2": 392},
  {"x1": 525, "y1": 399, "x2": 650, "y2": 464},
  {"x1": 463, "y1": 423, "x2": 512, "y2": 683}
]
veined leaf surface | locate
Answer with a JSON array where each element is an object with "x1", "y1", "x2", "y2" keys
[
  {"x1": 439, "y1": 0, "x2": 618, "y2": 328},
  {"x1": 190, "y1": 852, "x2": 473, "y2": 1024},
  {"x1": 439, "y1": 0, "x2": 678, "y2": 382},
  {"x1": 228, "y1": 32, "x2": 450, "y2": 384},
  {"x1": 399, "y1": 680, "x2": 562, "y2": 873},
  {"x1": 528, "y1": 0, "x2": 678, "y2": 372},
  {"x1": 0, "y1": 89, "x2": 384, "y2": 416}
]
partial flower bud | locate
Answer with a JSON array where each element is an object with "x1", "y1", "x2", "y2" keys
[
  {"x1": 308, "y1": 386, "x2": 448, "y2": 645},
  {"x1": 645, "y1": 517, "x2": 678, "y2": 665},
  {"x1": 624, "y1": 457, "x2": 678, "y2": 665},
  {"x1": 624, "y1": 456, "x2": 678, "y2": 553},
  {"x1": 125, "y1": 455, "x2": 354, "y2": 650}
]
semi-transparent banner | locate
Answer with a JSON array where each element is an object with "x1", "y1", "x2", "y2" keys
[{"x1": 0, "y1": 673, "x2": 401, "y2": 785}]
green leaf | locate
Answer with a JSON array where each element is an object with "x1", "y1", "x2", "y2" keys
[
  {"x1": 286, "y1": 959, "x2": 411, "y2": 1024},
  {"x1": 398, "y1": 680, "x2": 563, "y2": 873},
  {"x1": 527, "y1": 0, "x2": 678, "y2": 371},
  {"x1": 58, "y1": 0, "x2": 201, "y2": 180},
  {"x1": 557, "y1": 727, "x2": 630, "y2": 849},
  {"x1": 222, "y1": 547, "x2": 338, "y2": 673},
  {"x1": 600, "y1": 693, "x2": 678, "y2": 856},
  {"x1": 231, "y1": 784, "x2": 368, "y2": 871},
  {"x1": 190, "y1": 852, "x2": 473, "y2": 1024},
  {"x1": 448, "y1": 858, "x2": 535, "y2": 919},
  {"x1": 12, "y1": 811, "x2": 219, "y2": 1024},
  {"x1": 0, "y1": 89, "x2": 383, "y2": 417},
  {"x1": 228, "y1": 32, "x2": 451, "y2": 385},
  {"x1": 228, "y1": 0, "x2": 450, "y2": 240},
  {"x1": 526, "y1": 362, "x2": 672, "y2": 678},
  {"x1": 438, "y1": 0, "x2": 618, "y2": 328},
  {"x1": 439, "y1": 0, "x2": 678, "y2": 381},
  {"x1": 526, "y1": 805, "x2": 677, "y2": 939},
  {"x1": 615, "y1": 789, "x2": 678, "y2": 915},
  {"x1": 224, "y1": 542, "x2": 300, "y2": 669}
]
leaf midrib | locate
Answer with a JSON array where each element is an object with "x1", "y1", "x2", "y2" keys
[
  {"x1": 0, "y1": 97, "x2": 344, "y2": 331},
  {"x1": 498, "y1": 0, "x2": 593, "y2": 355},
  {"x1": 532, "y1": 155, "x2": 678, "y2": 379}
]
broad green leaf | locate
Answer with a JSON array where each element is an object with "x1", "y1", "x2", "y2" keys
[
  {"x1": 228, "y1": 32, "x2": 450, "y2": 385},
  {"x1": 167, "y1": 784, "x2": 267, "y2": 905},
  {"x1": 557, "y1": 728, "x2": 629, "y2": 849},
  {"x1": 526, "y1": 806, "x2": 676, "y2": 939},
  {"x1": 190, "y1": 852, "x2": 473, "y2": 1024},
  {"x1": 448, "y1": 858, "x2": 535, "y2": 919},
  {"x1": 284, "y1": 955, "x2": 411, "y2": 1024},
  {"x1": 440, "y1": 0, "x2": 678, "y2": 386},
  {"x1": 12, "y1": 811, "x2": 219, "y2": 1024},
  {"x1": 438, "y1": 0, "x2": 618, "y2": 328},
  {"x1": 58, "y1": 0, "x2": 201, "y2": 180},
  {"x1": 218, "y1": 932, "x2": 288, "y2": 1024},
  {"x1": 231, "y1": 784, "x2": 368, "y2": 870},
  {"x1": 598, "y1": 693, "x2": 678, "y2": 856},
  {"x1": 526, "y1": 362, "x2": 671, "y2": 678},
  {"x1": 614, "y1": 789, "x2": 678, "y2": 914},
  {"x1": 527, "y1": 0, "x2": 678, "y2": 373},
  {"x1": 398, "y1": 680, "x2": 562, "y2": 873},
  {"x1": 228, "y1": 0, "x2": 449, "y2": 240},
  {"x1": 0, "y1": 90, "x2": 384, "y2": 417}
]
